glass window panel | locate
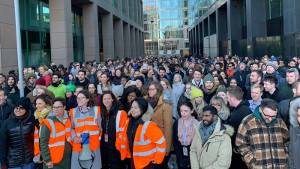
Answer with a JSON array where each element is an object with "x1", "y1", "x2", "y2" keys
[
  {"x1": 159, "y1": 20, "x2": 183, "y2": 29},
  {"x1": 158, "y1": 10, "x2": 184, "y2": 19}
]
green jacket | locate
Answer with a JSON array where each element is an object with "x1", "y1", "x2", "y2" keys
[
  {"x1": 40, "y1": 111, "x2": 72, "y2": 169},
  {"x1": 279, "y1": 83, "x2": 293, "y2": 99},
  {"x1": 48, "y1": 80, "x2": 66, "y2": 99}
]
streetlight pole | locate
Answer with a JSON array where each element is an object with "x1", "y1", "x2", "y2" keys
[{"x1": 151, "y1": 18, "x2": 154, "y2": 57}]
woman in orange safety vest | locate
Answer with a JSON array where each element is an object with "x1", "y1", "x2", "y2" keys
[
  {"x1": 120, "y1": 97, "x2": 166, "y2": 169},
  {"x1": 39, "y1": 98, "x2": 72, "y2": 169},
  {"x1": 69, "y1": 90, "x2": 102, "y2": 169}
]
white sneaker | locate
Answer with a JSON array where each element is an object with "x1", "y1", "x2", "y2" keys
[{"x1": 168, "y1": 162, "x2": 174, "y2": 169}]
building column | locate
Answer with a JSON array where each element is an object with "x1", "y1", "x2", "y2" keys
[
  {"x1": 135, "y1": 29, "x2": 140, "y2": 57},
  {"x1": 114, "y1": 20, "x2": 124, "y2": 58},
  {"x1": 82, "y1": 3, "x2": 100, "y2": 62},
  {"x1": 139, "y1": 31, "x2": 143, "y2": 57},
  {"x1": 124, "y1": 23, "x2": 131, "y2": 58},
  {"x1": 102, "y1": 13, "x2": 115, "y2": 60},
  {"x1": 131, "y1": 27, "x2": 136, "y2": 58},
  {"x1": 49, "y1": 0, "x2": 73, "y2": 66},
  {"x1": 0, "y1": 1, "x2": 17, "y2": 74}
]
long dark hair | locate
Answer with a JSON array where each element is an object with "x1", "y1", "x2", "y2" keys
[
  {"x1": 78, "y1": 90, "x2": 95, "y2": 107},
  {"x1": 214, "y1": 74, "x2": 226, "y2": 86},
  {"x1": 100, "y1": 91, "x2": 120, "y2": 119},
  {"x1": 178, "y1": 100, "x2": 198, "y2": 119},
  {"x1": 121, "y1": 86, "x2": 141, "y2": 105}
]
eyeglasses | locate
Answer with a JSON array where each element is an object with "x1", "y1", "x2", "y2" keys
[
  {"x1": 261, "y1": 109, "x2": 277, "y2": 119},
  {"x1": 77, "y1": 97, "x2": 86, "y2": 100},
  {"x1": 53, "y1": 106, "x2": 64, "y2": 110}
]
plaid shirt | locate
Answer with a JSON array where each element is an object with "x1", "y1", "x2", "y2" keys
[
  {"x1": 248, "y1": 99, "x2": 262, "y2": 112},
  {"x1": 236, "y1": 114, "x2": 289, "y2": 169}
]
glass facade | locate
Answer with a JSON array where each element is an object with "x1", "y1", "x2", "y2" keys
[
  {"x1": 143, "y1": 0, "x2": 192, "y2": 56},
  {"x1": 72, "y1": 8, "x2": 84, "y2": 63},
  {"x1": 20, "y1": 0, "x2": 51, "y2": 68}
]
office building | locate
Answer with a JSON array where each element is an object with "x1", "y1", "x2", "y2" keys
[
  {"x1": 0, "y1": 0, "x2": 144, "y2": 74},
  {"x1": 188, "y1": 0, "x2": 300, "y2": 60}
]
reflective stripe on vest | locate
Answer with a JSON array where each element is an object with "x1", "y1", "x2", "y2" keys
[
  {"x1": 34, "y1": 139, "x2": 39, "y2": 142},
  {"x1": 49, "y1": 141, "x2": 65, "y2": 148},
  {"x1": 48, "y1": 119, "x2": 57, "y2": 137},
  {"x1": 134, "y1": 121, "x2": 151, "y2": 146},
  {"x1": 116, "y1": 110, "x2": 124, "y2": 132},
  {"x1": 155, "y1": 137, "x2": 165, "y2": 144}
]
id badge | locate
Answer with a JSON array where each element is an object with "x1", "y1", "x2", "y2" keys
[
  {"x1": 183, "y1": 146, "x2": 188, "y2": 156},
  {"x1": 105, "y1": 134, "x2": 108, "y2": 142}
]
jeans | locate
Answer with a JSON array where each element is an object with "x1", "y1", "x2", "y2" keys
[{"x1": 8, "y1": 163, "x2": 35, "y2": 169}]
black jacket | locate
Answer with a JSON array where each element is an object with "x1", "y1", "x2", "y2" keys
[
  {"x1": 74, "y1": 78, "x2": 90, "y2": 89},
  {"x1": 4, "y1": 75, "x2": 20, "y2": 105},
  {"x1": 0, "y1": 112, "x2": 38, "y2": 168},
  {"x1": 0, "y1": 100, "x2": 14, "y2": 127},
  {"x1": 229, "y1": 99, "x2": 252, "y2": 144},
  {"x1": 66, "y1": 95, "x2": 77, "y2": 111},
  {"x1": 264, "y1": 88, "x2": 288, "y2": 103},
  {"x1": 173, "y1": 120, "x2": 192, "y2": 168}
]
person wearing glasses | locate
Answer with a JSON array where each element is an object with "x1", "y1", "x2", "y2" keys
[
  {"x1": 144, "y1": 82, "x2": 172, "y2": 169},
  {"x1": 0, "y1": 97, "x2": 38, "y2": 169},
  {"x1": 69, "y1": 90, "x2": 102, "y2": 169},
  {"x1": 236, "y1": 99, "x2": 289, "y2": 169},
  {"x1": 39, "y1": 98, "x2": 72, "y2": 169}
]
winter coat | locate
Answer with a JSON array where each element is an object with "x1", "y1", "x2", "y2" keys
[
  {"x1": 263, "y1": 71, "x2": 286, "y2": 87},
  {"x1": 263, "y1": 87, "x2": 288, "y2": 103},
  {"x1": 229, "y1": 99, "x2": 252, "y2": 143},
  {"x1": 4, "y1": 75, "x2": 20, "y2": 105},
  {"x1": 289, "y1": 97, "x2": 300, "y2": 169},
  {"x1": 74, "y1": 78, "x2": 90, "y2": 89},
  {"x1": 47, "y1": 80, "x2": 66, "y2": 99},
  {"x1": 0, "y1": 100, "x2": 14, "y2": 127},
  {"x1": 145, "y1": 94, "x2": 173, "y2": 156},
  {"x1": 201, "y1": 85, "x2": 217, "y2": 105},
  {"x1": 40, "y1": 70, "x2": 52, "y2": 87},
  {"x1": 39, "y1": 111, "x2": 72, "y2": 169},
  {"x1": 235, "y1": 107, "x2": 289, "y2": 169},
  {"x1": 190, "y1": 118, "x2": 233, "y2": 169},
  {"x1": 279, "y1": 83, "x2": 293, "y2": 99},
  {"x1": 66, "y1": 95, "x2": 77, "y2": 111},
  {"x1": 172, "y1": 82, "x2": 185, "y2": 119},
  {"x1": 0, "y1": 111, "x2": 38, "y2": 168},
  {"x1": 113, "y1": 76, "x2": 121, "y2": 85},
  {"x1": 278, "y1": 99, "x2": 291, "y2": 127}
]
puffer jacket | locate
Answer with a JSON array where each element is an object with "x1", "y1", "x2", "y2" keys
[
  {"x1": 0, "y1": 111, "x2": 38, "y2": 168},
  {"x1": 190, "y1": 117, "x2": 234, "y2": 169},
  {"x1": 289, "y1": 97, "x2": 300, "y2": 169},
  {"x1": 235, "y1": 107, "x2": 289, "y2": 169},
  {"x1": 0, "y1": 100, "x2": 14, "y2": 127}
]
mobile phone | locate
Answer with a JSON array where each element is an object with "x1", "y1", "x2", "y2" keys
[{"x1": 131, "y1": 81, "x2": 137, "y2": 85}]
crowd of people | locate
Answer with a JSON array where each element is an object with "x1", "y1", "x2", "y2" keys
[{"x1": 0, "y1": 54, "x2": 299, "y2": 169}]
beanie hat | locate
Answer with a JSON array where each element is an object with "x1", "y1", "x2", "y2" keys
[
  {"x1": 190, "y1": 86, "x2": 204, "y2": 100},
  {"x1": 203, "y1": 73, "x2": 214, "y2": 83},
  {"x1": 134, "y1": 76, "x2": 145, "y2": 85},
  {"x1": 35, "y1": 77, "x2": 46, "y2": 86},
  {"x1": 15, "y1": 97, "x2": 31, "y2": 111},
  {"x1": 112, "y1": 85, "x2": 124, "y2": 97},
  {"x1": 66, "y1": 83, "x2": 76, "y2": 92},
  {"x1": 58, "y1": 64, "x2": 64, "y2": 69},
  {"x1": 216, "y1": 85, "x2": 226, "y2": 94},
  {"x1": 266, "y1": 61, "x2": 278, "y2": 70}
]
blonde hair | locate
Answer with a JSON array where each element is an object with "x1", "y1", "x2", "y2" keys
[
  {"x1": 161, "y1": 78, "x2": 172, "y2": 91},
  {"x1": 173, "y1": 73, "x2": 183, "y2": 84},
  {"x1": 251, "y1": 84, "x2": 264, "y2": 93},
  {"x1": 191, "y1": 98, "x2": 206, "y2": 120}
]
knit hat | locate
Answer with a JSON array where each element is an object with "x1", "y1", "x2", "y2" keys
[
  {"x1": 203, "y1": 73, "x2": 214, "y2": 83},
  {"x1": 58, "y1": 64, "x2": 64, "y2": 69},
  {"x1": 216, "y1": 85, "x2": 226, "y2": 94},
  {"x1": 66, "y1": 83, "x2": 76, "y2": 92},
  {"x1": 266, "y1": 61, "x2": 278, "y2": 70},
  {"x1": 134, "y1": 76, "x2": 145, "y2": 85},
  {"x1": 15, "y1": 97, "x2": 31, "y2": 111},
  {"x1": 112, "y1": 85, "x2": 124, "y2": 97},
  {"x1": 35, "y1": 77, "x2": 46, "y2": 86},
  {"x1": 190, "y1": 86, "x2": 204, "y2": 100}
]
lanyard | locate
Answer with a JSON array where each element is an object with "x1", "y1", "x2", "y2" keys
[{"x1": 181, "y1": 117, "x2": 193, "y2": 146}]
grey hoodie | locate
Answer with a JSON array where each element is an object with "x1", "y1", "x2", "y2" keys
[{"x1": 289, "y1": 97, "x2": 300, "y2": 169}]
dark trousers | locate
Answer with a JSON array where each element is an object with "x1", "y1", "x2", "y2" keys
[
  {"x1": 230, "y1": 152, "x2": 248, "y2": 169},
  {"x1": 154, "y1": 156, "x2": 170, "y2": 169}
]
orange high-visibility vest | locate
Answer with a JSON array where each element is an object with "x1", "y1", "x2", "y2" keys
[
  {"x1": 115, "y1": 110, "x2": 128, "y2": 152},
  {"x1": 41, "y1": 118, "x2": 72, "y2": 164},
  {"x1": 120, "y1": 120, "x2": 166, "y2": 169},
  {"x1": 34, "y1": 126, "x2": 40, "y2": 156},
  {"x1": 69, "y1": 106, "x2": 101, "y2": 152}
]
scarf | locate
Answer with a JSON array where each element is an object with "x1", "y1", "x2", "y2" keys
[
  {"x1": 79, "y1": 106, "x2": 92, "y2": 114},
  {"x1": 178, "y1": 117, "x2": 197, "y2": 146},
  {"x1": 199, "y1": 118, "x2": 218, "y2": 145},
  {"x1": 34, "y1": 106, "x2": 53, "y2": 123},
  {"x1": 148, "y1": 98, "x2": 158, "y2": 109},
  {"x1": 184, "y1": 92, "x2": 191, "y2": 99}
]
